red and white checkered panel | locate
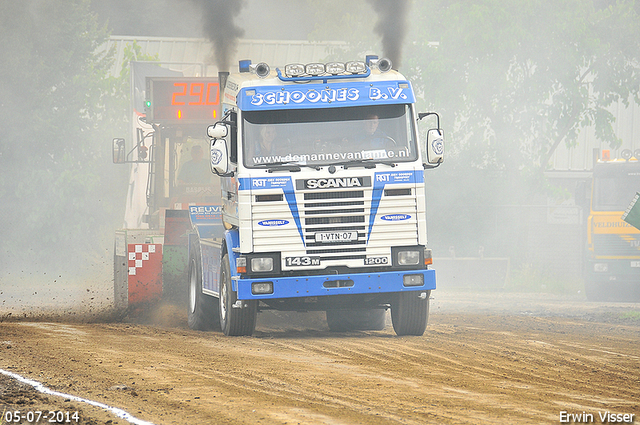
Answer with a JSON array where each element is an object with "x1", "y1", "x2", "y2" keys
[{"x1": 127, "y1": 244, "x2": 163, "y2": 305}]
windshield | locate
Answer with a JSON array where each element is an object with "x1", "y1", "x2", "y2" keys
[
  {"x1": 242, "y1": 105, "x2": 417, "y2": 168},
  {"x1": 593, "y1": 165, "x2": 640, "y2": 211}
]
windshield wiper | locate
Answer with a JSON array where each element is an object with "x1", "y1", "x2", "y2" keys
[
  {"x1": 333, "y1": 158, "x2": 397, "y2": 169},
  {"x1": 334, "y1": 158, "x2": 377, "y2": 169},
  {"x1": 253, "y1": 161, "x2": 321, "y2": 173},
  {"x1": 254, "y1": 160, "x2": 299, "y2": 167}
]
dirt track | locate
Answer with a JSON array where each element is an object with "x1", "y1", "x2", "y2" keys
[{"x1": 1, "y1": 292, "x2": 640, "y2": 424}]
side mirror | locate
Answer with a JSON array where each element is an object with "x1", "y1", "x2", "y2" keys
[
  {"x1": 426, "y1": 129, "x2": 444, "y2": 165},
  {"x1": 207, "y1": 122, "x2": 228, "y2": 139},
  {"x1": 575, "y1": 180, "x2": 590, "y2": 211},
  {"x1": 211, "y1": 138, "x2": 230, "y2": 175},
  {"x1": 112, "y1": 138, "x2": 125, "y2": 164}
]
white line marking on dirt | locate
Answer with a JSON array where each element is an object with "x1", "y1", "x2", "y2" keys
[{"x1": 0, "y1": 369, "x2": 155, "y2": 425}]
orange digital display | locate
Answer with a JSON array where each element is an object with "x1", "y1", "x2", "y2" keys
[{"x1": 146, "y1": 78, "x2": 220, "y2": 122}]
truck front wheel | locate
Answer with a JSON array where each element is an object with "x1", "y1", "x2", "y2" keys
[
  {"x1": 219, "y1": 253, "x2": 257, "y2": 336},
  {"x1": 391, "y1": 290, "x2": 430, "y2": 336},
  {"x1": 584, "y1": 278, "x2": 609, "y2": 302}
]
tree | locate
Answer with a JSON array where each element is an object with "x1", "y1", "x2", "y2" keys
[
  {"x1": 0, "y1": 0, "x2": 128, "y2": 272},
  {"x1": 407, "y1": 0, "x2": 640, "y2": 171},
  {"x1": 308, "y1": 0, "x2": 380, "y2": 60},
  {"x1": 307, "y1": 0, "x2": 640, "y2": 261},
  {"x1": 402, "y1": 0, "x2": 640, "y2": 257}
]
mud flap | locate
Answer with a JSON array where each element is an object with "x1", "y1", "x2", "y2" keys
[
  {"x1": 127, "y1": 243, "x2": 163, "y2": 306},
  {"x1": 161, "y1": 210, "x2": 191, "y2": 306},
  {"x1": 114, "y1": 231, "x2": 128, "y2": 310}
]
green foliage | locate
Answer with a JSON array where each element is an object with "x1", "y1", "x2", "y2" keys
[
  {"x1": 405, "y1": 0, "x2": 640, "y2": 259},
  {"x1": 619, "y1": 311, "x2": 640, "y2": 321},
  {"x1": 307, "y1": 0, "x2": 380, "y2": 61},
  {"x1": 406, "y1": 0, "x2": 640, "y2": 172},
  {"x1": 0, "y1": 0, "x2": 130, "y2": 272},
  {"x1": 309, "y1": 0, "x2": 640, "y2": 174},
  {"x1": 308, "y1": 0, "x2": 640, "y2": 265}
]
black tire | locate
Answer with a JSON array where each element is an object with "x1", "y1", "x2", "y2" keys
[
  {"x1": 219, "y1": 253, "x2": 257, "y2": 336},
  {"x1": 584, "y1": 278, "x2": 608, "y2": 302},
  {"x1": 326, "y1": 309, "x2": 387, "y2": 332},
  {"x1": 391, "y1": 290, "x2": 430, "y2": 336},
  {"x1": 585, "y1": 279, "x2": 640, "y2": 302},
  {"x1": 187, "y1": 242, "x2": 220, "y2": 331}
]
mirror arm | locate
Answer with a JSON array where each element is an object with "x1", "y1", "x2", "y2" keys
[
  {"x1": 418, "y1": 112, "x2": 440, "y2": 129},
  {"x1": 114, "y1": 128, "x2": 154, "y2": 164},
  {"x1": 423, "y1": 161, "x2": 442, "y2": 169},
  {"x1": 221, "y1": 120, "x2": 236, "y2": 129},
  {"x1": 112, "y1": 124, "x2": 158, "y2": 164}
]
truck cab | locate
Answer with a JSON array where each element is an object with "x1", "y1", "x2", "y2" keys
[
  {"x1": 584, "y1": 150, "x2": 640, "y2": 301},
  {"x1": 188, "y1": 57, "x2": 444, "y2": 336}
]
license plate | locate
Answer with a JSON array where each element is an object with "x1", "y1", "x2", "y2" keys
[{"x1": 315, "y1": 231, "x2": 358, "y2": 243}]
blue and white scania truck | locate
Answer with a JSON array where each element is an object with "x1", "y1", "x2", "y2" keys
[{"x1": 189, "y1": 56, "x2": 444, "y2": 336}]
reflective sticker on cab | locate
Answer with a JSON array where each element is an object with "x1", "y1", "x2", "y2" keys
[
  {"x1": 258, "y1": 219, "x2": 289, "y2": 227},
  {"x1": 381, "y1": 214, "x2": 411, "y2": 221}
]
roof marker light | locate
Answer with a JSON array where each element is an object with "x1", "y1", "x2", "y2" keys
[
  {"x1": 239, "y1": 59, "x2": 251, "y2": 73},
  {"x1": 365, "y1": 55, "x2": 378, "y2": 67}
]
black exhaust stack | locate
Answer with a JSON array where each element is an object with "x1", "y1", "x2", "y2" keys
[{"x1": 218, "y1": 71, "x2": 229, "y2": 96}]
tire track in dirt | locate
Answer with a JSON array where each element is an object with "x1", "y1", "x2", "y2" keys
[
  {"x1": 247, "y1": 332, "x2": 563, "y2": 423},
  {"x1": 243, "y1": 318, "x2": 639, "y2": 423},
  {"x1": 2, "y1": 313, "x2": 639, "y2": 424},
  {"x1": 30, "y1": 324, "x2": 432, "y2": 424}
]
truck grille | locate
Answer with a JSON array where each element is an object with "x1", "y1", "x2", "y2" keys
[
  {"x1": 593, "y1": 234, "x2": 640, "y2": 257},
  {"x1": 251, "y1": 184, "x2": 420, "y2": 266},
  {"x1": 303, "y1": 190, "x2": 367, "y2": 260}
]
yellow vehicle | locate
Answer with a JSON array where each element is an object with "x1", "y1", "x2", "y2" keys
[{"x1": 584, "y1": 149, "x2": 640, "y2": 301}]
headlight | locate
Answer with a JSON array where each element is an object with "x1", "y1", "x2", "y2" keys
[
  {"x1": 284, "y1": 63, "x2": 305, "y2": 77},
  {"x1": 325, "y1": 62, "x2": 345, "y2": 75},
  {"x1": 305, "y1": 63, "x2": 325, "y2": 76},
  {"x1": 345, "y1": 61, "x2": 366, "y2": 74},
  {"x1": 403, "y1": 274, "x2": 424, "y2": 287},
  {"x1": 594, "y1": 263, "x2": 608, "y2": 272},
  {"x1": 398, "y1": 250, "x2": 421, "y2": 266},
  {"x1": 251, "y1": 257, "x2": 274, "y2": 272},
  {"x1": 252, "y1": 282, "x2": 274, "y2": 295}
]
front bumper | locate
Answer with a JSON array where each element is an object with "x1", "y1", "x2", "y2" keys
[
  {"x1": 235, "y1": 269, "x2": 436, "y2": 300},
  {"x1": 585, "y1": 258, "x2": 640, "y2": 284}
]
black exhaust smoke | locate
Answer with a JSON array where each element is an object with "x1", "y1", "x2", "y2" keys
[
  {"x1": 191, "y1": 0, "x2": 245, "y2": 71},
  {"x1": 366, "y1": 0, "x2": 411, "y2": 68}
]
